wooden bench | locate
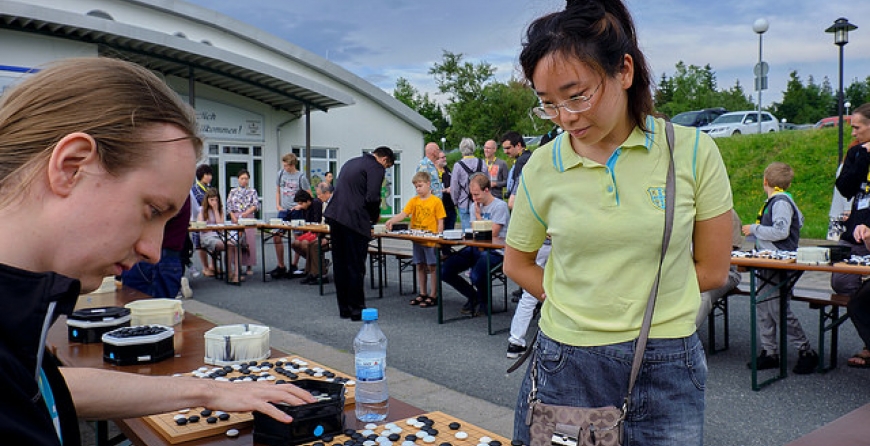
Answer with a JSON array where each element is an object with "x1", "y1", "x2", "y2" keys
[
  {"x1": 706, "y1": 284, "x2": 850, "y2": 372},
  {"x1": 368, "y1": 246, "x2": 416, "y2": 296}
]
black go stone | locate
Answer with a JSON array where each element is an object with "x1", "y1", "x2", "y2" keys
[
  {"x1": 187, "y1": 415, "x2": 200, "y2": 423},
  {"x1": 206, "y1": 417, "x2": 218, "y2": 424},
  {"x1": 344, "y1": 429, "x2": 357, "y2": 436},
  {"x1": 448, "y1": 422, "x2": 461, "y2": 430},
  {"x1": 388, "y1": 434, "x2": 400, "y2": 441},
  {"x1": 366, "y1": 434, "x2": 378, "y2": 440},
  {"x1": 312, "y1": 442, "x2": 324, "y2": 446},
  {"x1": 200, "y1": 409, "x2": 213, "y2": 417},
  {"x1": 439, "y1": 443, "x2": 453, "y2": 446},
  {"x1": 322, "y1": 435, "x2": 334, "y2": 442},
  {"x1": 175, "y1": 417, "x2": 188, "y2": 426},
  {"x1": 426, "y1": 428, "x2": 439, "y2": 436},
  {"x1": 351, "y1": 433, "x2": 363, "y2": 440},
  {"x1": 405, "y1": 435, "x2": 418, "y2": 442},
  {"x1": 490, "y1": 441, "x2": 502, "y2": 446},
  {"x1": 417, "y1": 416, "x2": 429, "y2": 422},
  {"x1": 248, "y1": 360, "x2": 258, "y2": 366},
  {"x1": 218, "y1": 413, "x2": 230, "y2": 421},
  {"x1": 510, "y1": 440, "x2": 524, "y2": 446}
]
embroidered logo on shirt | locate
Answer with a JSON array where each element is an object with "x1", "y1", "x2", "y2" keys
[{"x1": 647, "y1": 187, "x2": 667, "y2": 211}]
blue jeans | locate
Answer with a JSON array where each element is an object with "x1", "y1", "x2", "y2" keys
[
  {"x1": 441, "y1": 247, "x2": 502, "y2": 312},
  {"x1": 514, "y1": 332, "x2": 706, "y2": 446},
  {"x1": 121, "y1": 251, "x2": 184, "y2": 298},
  {"x1": 458, "y1": 209, "x2": 471, "y2": 231}
]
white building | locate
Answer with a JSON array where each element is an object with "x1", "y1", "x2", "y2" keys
[{"x1": 0, "y1": 0, "x2": 433, "y2": 217}]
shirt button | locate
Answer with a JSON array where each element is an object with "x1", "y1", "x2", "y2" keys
[{"x1": 607, "y1": 186, "x2": 614, "y2": 193}]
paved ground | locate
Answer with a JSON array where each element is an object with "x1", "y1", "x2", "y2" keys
[{"x1": 80, "y1": 237, "x2": 870, "y2": 445}]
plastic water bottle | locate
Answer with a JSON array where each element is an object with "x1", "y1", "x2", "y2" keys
[{"x1": 354, "y1": 308, "x2": 389, "y2": 422}]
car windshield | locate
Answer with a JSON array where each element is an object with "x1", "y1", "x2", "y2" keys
[
  {"x1": 671, "y1": 111, "x2": 700, "y2": 126},
  {"x1": 712, "y1": 114, "x2": 745, "y2": 124}
]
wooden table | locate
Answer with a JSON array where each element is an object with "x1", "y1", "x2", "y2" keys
[
  {"x1": 48, "y1": 287, "x2": 423, "y2": 446},
  {"x1": 257, "y1": 223, "x2": 331, "y2": 293},
  {"x1": 730, "y1": 257, "x2": 870, "y2": 390},
  {"x1": 373, "y1": 232, "x2": 508, "y2": 334},
  {"x1": 189, "y1": 223, "x2": 249, "y2": 286},
  {"x1": 784, "y1": 402, "x2": 870, "y2": 445}
]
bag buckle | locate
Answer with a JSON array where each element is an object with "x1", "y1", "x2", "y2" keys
[{"x1": 551, "y1": 424, "x2": 579, "y2": 446}]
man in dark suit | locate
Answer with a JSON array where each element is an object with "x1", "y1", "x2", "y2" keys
[{"x1": 324, "y1": 146, "x2": 395, "y2": 320}]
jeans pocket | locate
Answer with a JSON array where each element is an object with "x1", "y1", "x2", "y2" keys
[
  {"x1": 686, "y1": 339, "x2": 708, "y2": 391},
  {"x1": 536, "y1": 334, "x2": 567, "y2": 374}
]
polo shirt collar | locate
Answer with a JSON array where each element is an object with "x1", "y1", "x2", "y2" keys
[{"x1": 551, "y1": 115, "x2": 656, "y2": 172}]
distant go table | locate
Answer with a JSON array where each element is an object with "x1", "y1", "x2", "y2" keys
[
  {"x1": 730, "y1": 256, "x2": 870, "y2": 390},
  {"x1": 188, "y1": 223, "x2": 248, "y2": 286},
  {"x1": 257, "y1": 223, "x2": 331, "y2": 293},
  {"x1": 373, "y1": 232, "x2": 508, "y2": 335}
]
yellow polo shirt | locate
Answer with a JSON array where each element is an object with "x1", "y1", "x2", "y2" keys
[{"x1": 506, "y1": 116, "x2": 732, "y2": 346}]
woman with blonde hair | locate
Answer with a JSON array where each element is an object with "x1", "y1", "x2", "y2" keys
[{"x1": 0, "y1": 57, "x2": 312, "y2": 445}]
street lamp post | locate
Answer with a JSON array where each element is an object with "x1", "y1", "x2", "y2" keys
[
  {"x1": 826, "y1": 17, "x2": 857, "y2": 164},
  {"x1": 753, "y1": 18, "x2": 769, "y2": 135},
  {"x1": 846, "y1": 101, "x2": 852, "y2": 116},
  {"x1": 440, "y1": 137, "x2": 446, "y2": 151}
]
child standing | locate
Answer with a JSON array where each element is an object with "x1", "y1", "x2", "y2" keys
[
  {"x1": 742, "y1": 162, "x2": 819, "y2": 374},
  {"x1": 385, "y1": 171, "x2": 446, "y2": 307}
]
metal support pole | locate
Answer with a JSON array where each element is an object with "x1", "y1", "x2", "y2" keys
[
  {"x1": 837, "y1": 44, "x2": 845, "y2": 164},
  {"x1": 757, "y1": 33, "x2": 763, "y2": 135}
]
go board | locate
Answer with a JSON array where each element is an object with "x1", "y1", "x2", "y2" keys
[
  {"x1": 297, "y1": 411, "x2": 512, "y2": 446},
  {"x1": 143, "y1": 408, "x2": 251, "y2": 444},
  {"x1": 144, "y1": 355, "x2": 356, "y2": 444}
]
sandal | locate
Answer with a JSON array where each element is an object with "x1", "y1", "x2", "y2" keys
[
  {"x1": 202, "y1": 268, "x2": 215, "y2": 277},
  {"x1": 409, "y1": 294, "x2": 428, "y2": 306},
  {"x1": 848, "y1": 351, "x2": 870, "y2": 368},
  {"x1": 419, "y1": 296, "x2": 437, "y2": 308}
]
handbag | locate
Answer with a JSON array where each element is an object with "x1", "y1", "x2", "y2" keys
[{"x1": 525, "y1": 122, "x2": 677, "y2": 446}]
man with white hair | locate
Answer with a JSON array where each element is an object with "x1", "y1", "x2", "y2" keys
[{"x1": 416, "y1": 142, "x2": 443, "y2": 199}]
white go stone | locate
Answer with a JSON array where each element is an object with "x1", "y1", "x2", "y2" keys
[
  {"x1": 177, "y1": 408, "x2": 190, "y2": 414},
  {"x1": 415, "y1": 430, "x2": 427, "y2": 438},
  {"x1": 423, "y1": 436, "x2": 436, "y2": 443},
  {"x1": 385, "y1": 423, "x2": 398, "y2": 430},
  {"x1": 173, "y1": 414, "x2": 186, "y2": 420},
  {"x1": 455, "y1": 431, "x2": 469, "y2": 440},
  {"x1": 226, "y1": 429, "x2": 239, "y2": 437},
  {"x1": 402, "y1": 442, "x2": 416, "y2": 446},
  {"x1": 480, "y1": 436, "x2": 493, "y2": 443},
  {"x1": 362, "y1": 430, "x2": 375, "y2": 437},
  {"x1": 363, "y1": 441, "x2": 376, "y2": 446},
  {"x1": 405, "y1": 418, "x2": 417, "y2": 426}
]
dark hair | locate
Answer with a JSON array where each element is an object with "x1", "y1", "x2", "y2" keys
[
  {"x1": 539, "y1": 126, "x2": 562, "y2": 146},
  {"x1": 196, "y1": 164, "x2": 213, "y2": 181},
  {"x1": 372, "y1": 146, "x2": 396, "y2": 166},
  {"x1": 237, "y1": 169, "x2": 250, "y2": 179},
  {"x1": 519, "y1": 0, "x2": 654, "y2": 131},
  {"x1": 294, "y1": 189, "x2": 313, "y2": 203},
  {"x1": 501, "y1": 131, "x2": 525, "y2": 148}
]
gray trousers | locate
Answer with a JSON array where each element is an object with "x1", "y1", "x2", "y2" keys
[
  {"x1": 695, "y1": 265, "x2": 742, "y2": 328},
  {"x1": 831, "y1": 240, "x2": 870, "y2": 295},
  {"x1": 755, "y1": 269, "x2": 811, "y2": 354}
]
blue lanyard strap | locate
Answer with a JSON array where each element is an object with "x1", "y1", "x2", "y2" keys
[{"x1": 38, "y1": 367, "x2": 63, "y2": 444}]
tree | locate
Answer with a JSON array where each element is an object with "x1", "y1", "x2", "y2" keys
[
  {"x1": 654, "y1": 61, "x2": 749, "y2": 118},
  {"x1": 392, "y1": 77, "x2": 449, "y2": 144},
  {"x1": 845, "y1": 76, "x2": 870, "y2": 110}
]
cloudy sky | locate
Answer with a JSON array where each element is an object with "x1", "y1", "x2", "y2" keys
[{"x1": 186, "y1": 0, "x2": 870, "y2": 116}]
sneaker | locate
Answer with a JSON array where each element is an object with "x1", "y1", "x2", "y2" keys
[
  {"x1": 460, "y1": 302, "x2": 474, "y2": 315},
  {"x1": 507, "y1": 343, "x2": 527, "y2": 359},
  {"x1": 793, "y1": 349, "x2": 819, "y2": 375},
  {"x1": 180, "y1": 277, "x2": 193, "y2": 299},
  {"x1": 300, "y1": 275, "x2": 315, "y2": 285},
  {"x1": 268, "y1": 266, "x2": 287, "y2": 279},
  {"x1": 189, "y1": 265, "x2": 202, "y2": 279},
  {"x1": 746, "y1": 350, "x2": 780, "y2": 370},
  {"x1": 307, "y1": 276, "x2": 329, "y2": 285}
]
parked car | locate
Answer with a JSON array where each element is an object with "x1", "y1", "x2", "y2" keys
[
  {"x1": 671, "y1": 107, "x2": 727, "y2": 127},
  {"x1": 700, "y1": 111, "x2": 779, "y2": 138},
  {"x1": 814, "y1": 115, "x2": 852, "y2": 129}
]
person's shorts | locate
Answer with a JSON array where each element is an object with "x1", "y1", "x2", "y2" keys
[{"x1": 412, "y1": 244, "x2": 437, "y2": 265}]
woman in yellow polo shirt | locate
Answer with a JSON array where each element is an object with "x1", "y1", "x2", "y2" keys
[{"x1": 503, "y1": 0, "x2": 733, "y2": 444}]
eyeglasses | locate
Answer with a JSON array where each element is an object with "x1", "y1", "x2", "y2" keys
[{"x1": 531, "y1": 83, "x2": 601, "y2": 119}]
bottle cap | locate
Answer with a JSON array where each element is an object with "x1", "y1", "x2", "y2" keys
[{"x1": 361, "y1": 308, "x2": 378, "y2": 321}]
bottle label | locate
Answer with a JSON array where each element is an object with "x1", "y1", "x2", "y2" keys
[{"x1": 355, "y1": 355, "x2": 386, "y2": 381}]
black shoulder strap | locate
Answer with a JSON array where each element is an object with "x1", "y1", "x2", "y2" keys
[{"x1": 458, "y1": 159, "x2": 475, "y2": 175}]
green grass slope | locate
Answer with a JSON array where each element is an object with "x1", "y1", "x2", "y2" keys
[{"x1": 716, "y1": 127, "x2": 845, "y2": 240}]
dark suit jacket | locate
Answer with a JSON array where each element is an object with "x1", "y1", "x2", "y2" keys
[{"x1": 323, "y1": 153, "x2": 385, "y2": 237}]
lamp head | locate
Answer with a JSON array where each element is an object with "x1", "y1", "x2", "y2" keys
[
  {"x1": 826, "y1": 17, "x2": 857, "y2": 46},
  {"x1": 753, "y1": 18, "x2": 769, "y2": 34}
]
